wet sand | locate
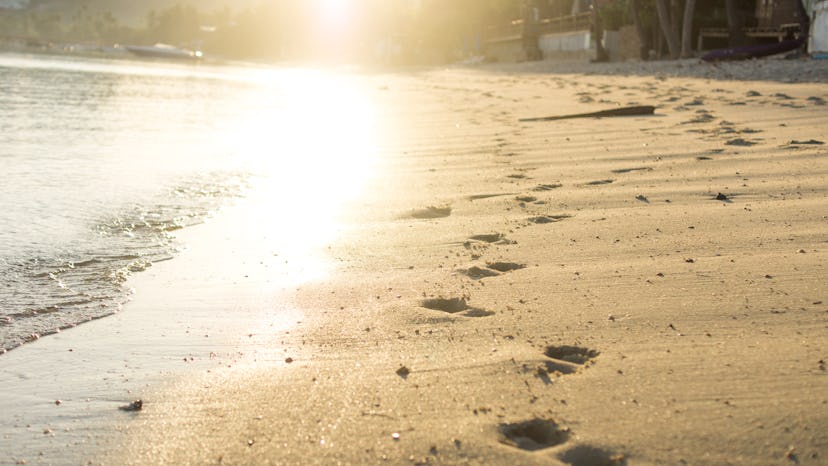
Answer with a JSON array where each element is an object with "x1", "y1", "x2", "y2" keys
[{"x1": 3, "y1": 59, "x2": 828, "y2": 465}]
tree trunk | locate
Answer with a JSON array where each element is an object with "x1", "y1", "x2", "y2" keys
[
  {"x1": 655, "y1": 0, "x2": 680, "y2": 58},
  {"x1": 681, "y1": 0, "x2": 697, "y2": 57},
  {"x1": 725, "y1": 0, "x2": 745, "y2": 47},
  {"x1": 630, "y1": 0, "x2": 650, "y2": 59}
]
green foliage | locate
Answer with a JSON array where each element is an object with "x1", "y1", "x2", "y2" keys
[{"x1": 599, "y1": 1, "x2": 627, "y2": 31}]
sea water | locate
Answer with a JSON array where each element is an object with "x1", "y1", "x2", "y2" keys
[{"x1": 0, "y1": 53, "x2": 379, "y2": 352}]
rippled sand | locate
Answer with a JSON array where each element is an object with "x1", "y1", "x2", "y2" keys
[{"x1": 3, "y1": 58, "x2": 827, "y2": 465}]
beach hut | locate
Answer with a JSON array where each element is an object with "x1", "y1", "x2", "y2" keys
[{"x1": 811, "y1": 0, "x2": 828, "y2": 55}]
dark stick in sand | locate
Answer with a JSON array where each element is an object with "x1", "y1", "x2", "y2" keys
[{"x1": 519, "y1": 105, "x2": 656, "y2": 122}]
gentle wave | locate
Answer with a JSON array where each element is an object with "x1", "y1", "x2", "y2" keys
[{"x1": 0, "y1": 173, "x2": 248, "y2": 352}]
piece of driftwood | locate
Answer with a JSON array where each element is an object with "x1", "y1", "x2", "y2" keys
[{"x1": 519, "y1": 105, "x2": 656, "y2": 122}]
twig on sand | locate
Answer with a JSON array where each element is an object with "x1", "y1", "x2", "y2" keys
[{"x1": 519, "y1": 105, "x2": 656, "y2": 122}]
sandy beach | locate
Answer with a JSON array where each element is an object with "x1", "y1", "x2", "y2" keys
[{"x1": 2, "y1": 57, "x2": 827, "y2": 465}]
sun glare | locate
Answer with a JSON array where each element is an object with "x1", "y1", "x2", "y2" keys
[
  {"x1": 317, "y1": 0, "x2": 353, "y2": 23},
  {"x1": 225, "y1": 69, "x2": 379, "y2": 283},
  {"x1": 318, "y1": 0, "x2": 350, "y2": 14}
]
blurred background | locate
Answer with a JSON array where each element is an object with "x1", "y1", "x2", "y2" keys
[{"x1": 0, "y1": 0, "x2": 527, "y2": 64}]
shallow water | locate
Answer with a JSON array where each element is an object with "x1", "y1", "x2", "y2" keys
[{"x1": 0, "y1": 53, "x2": 379, "y2": 352}]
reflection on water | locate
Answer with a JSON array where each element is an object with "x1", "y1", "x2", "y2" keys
[
  {"x1": 235, "y1": 69, "x2": 379, "y2": 282},
  {"x1": 0, "y1": 53, "x2": 380, "y2": 351}
]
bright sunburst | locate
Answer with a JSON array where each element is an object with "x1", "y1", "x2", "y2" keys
[{"x1": 316, "y1": 0, "x2": 352, "y2": 20}]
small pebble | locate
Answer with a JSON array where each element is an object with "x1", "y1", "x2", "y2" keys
[{"x1": 118, "y1": 399, "x2": 143, "y2": 412}]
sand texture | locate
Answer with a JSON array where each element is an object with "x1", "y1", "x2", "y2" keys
[
  {"x1": 3, "y1": 58, "x2": 827, "y2": 465},
  {"x1": 100, "y1": 60, "x2": 828, "y2": 465}
]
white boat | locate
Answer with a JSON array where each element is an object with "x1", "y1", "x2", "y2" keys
[{"x1": 125, "y1": 43, "x2": 203, "y2": 60}]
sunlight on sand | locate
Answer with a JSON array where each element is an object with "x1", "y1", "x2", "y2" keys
[{"x1": 230, "y1": 69, "x2": 380, "y2": 284}]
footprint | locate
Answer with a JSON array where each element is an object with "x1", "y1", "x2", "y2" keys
[
  {"x1": 526, "y1": 345, "x2": 601, "y2": 384},
  {"x1": 467, "y1": 193, "x2": 513, "y2": 200},
  {"x1": 486, "y1": 262, "x2": 525, "y2": 272},
  {"x1": 611, "y1": 167, "x2": 652, "y2": 174},
  {"x1": 545, "y1": 345, "x2": 600, "y2": 365},
  {"x1": 584, "y1": 179, "x2": 614, "y2": 186},
  {"x1": 788, "y1": 139, "x2": 824, "y2": 146},
  {"x1": 420, "y1": 297, "x2": 493, "y2": 317},
  {"x1": 463, "y1": 308, "x2": 497, "y2": 317},
  {"x1": 410, "y1": 205, "x2": 451, "y2": 219},
  {"x1": 469, "y1": 233, "x2": 506, "y2": 243},
  {"x1": 559, "y1": 445, "x2": 627, "y2": 466},
  {"x1": 498, "y1": 419, "x2": 570, "y2": 451},
  {"x1": 532, "y1": 183, "x2": 562, "y2": 191},
  {"x1": 529, "y1": 214, "x2": 571, "y2": 224},
  {"x1": 458, "y1": 266, "x2": 500, "y2": 279},
  {"x1": 724, "y1": 138, "x2": 757, "y2": 146},
  {"x1": 681, "y1": 112, "x2": 715, "y2": 124}
]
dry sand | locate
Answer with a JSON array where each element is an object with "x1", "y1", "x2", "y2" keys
[{"x1": 3, "y1": 58, "x2": 828, "y2": 465}]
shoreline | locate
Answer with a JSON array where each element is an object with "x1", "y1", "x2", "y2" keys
[
  {"x1": 0, "y1": 184, "x2": 310, "y2": 464},
  {"x1": 2, "y1": 62, "x2": 827, "y2": 465}
]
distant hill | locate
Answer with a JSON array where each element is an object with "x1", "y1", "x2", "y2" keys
[{"x1": 26, "y1": 0, "x2": 260, "y2": 27}]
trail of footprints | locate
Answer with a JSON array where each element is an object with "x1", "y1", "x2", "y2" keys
[
  {"x1": 416, "y1": 189, "x2": 576, "y2": 320},
  {"x1": 415, "y1": 231, "x2": 613, "y2": 460},
  {"x1": 407, "y1": 166, "x2": 619, "y2": 461},
  {"x1": 495, "y1": 345, "x2": 619, "y2": 464},
  {"x1": 411, "y1": 76, "x2": 821, "y2": 463}
]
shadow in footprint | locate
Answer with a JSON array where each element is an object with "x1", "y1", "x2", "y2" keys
[
  {"x1": 467, "y1": 193, "x2": 514, "y2": 201},
  {"x1": 498, "y1": 419, "x2": 570, "y2": 451},
  {"x1": 788, "y1": 139, "x2": 824, "y2": 146},
  {"x1": 532, "y1": 183, "x2": 562, "y2": 191},
  {"x1": 611, "y1": 167, "x2": 652, "y2": 174},
  {"x1": 559, "y1": 445, "x2": 626, "y2": 466},
  {"x1": 459, "y1": 266, "x2": 500, "y2": 280},
  {"x1": 463, "y1": 308, "x2": 496, "y2": 317},
  {"x1": 487, "y1": 262, "x2": 526, "y2": 273},
  {"x1": 529, "y1": 215, "x2": 571, "y2": 224},
  {"x1": 545, "y1": 345, "x2": 600, "y2": 365},
  {"x1": 528, "y1": 360, "x2": 580, "y2": 385},
  {"x1": 540, "y1": 360, "x2": 580, "y2": 376},
  {"x1": 421, "y1": 297, "x2": 492, "y2": 317},
  {"x1": 469, "y1": 233, "x2": 506, "y2": 243},
  {"x1": 410, "y1": 205, "x2": 451, "y2": 219},
  {"x1": 585, "y1": 179, "x2": 614, "y2": 186},
  {"x1": 724, "y1": 138, "x2": 757, "y2": 147}
]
